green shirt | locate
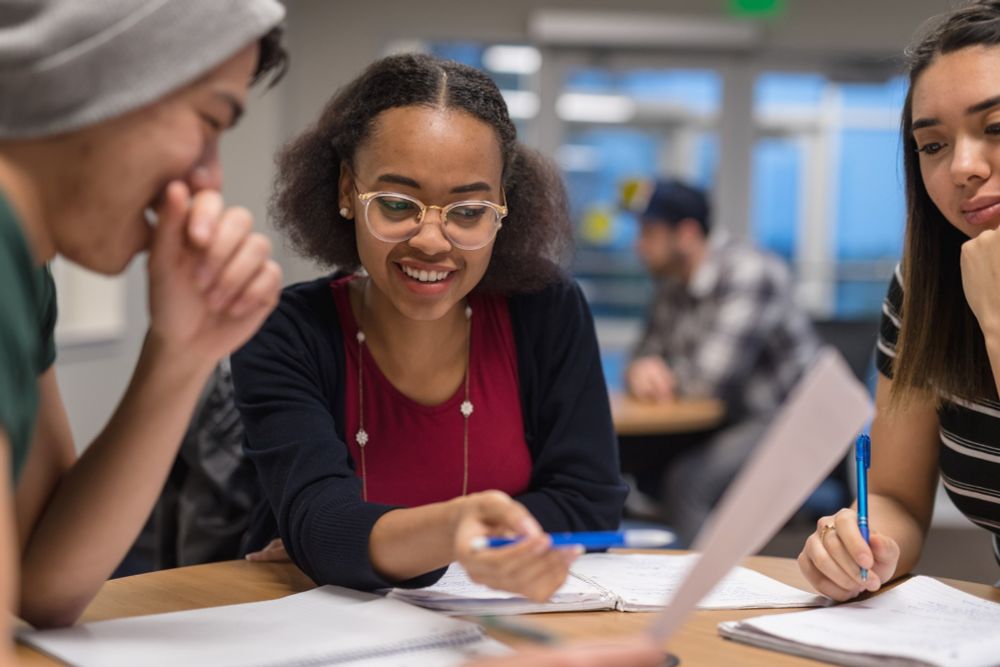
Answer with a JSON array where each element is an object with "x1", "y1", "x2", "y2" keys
[{"x1": 0, "y1": 190, "x2": 56, "y2": 481}]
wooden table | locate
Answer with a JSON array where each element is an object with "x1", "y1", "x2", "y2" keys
[
  {"x1": 18, "y1": 552, "x2": 1000, "y2": 666},
  {"x1": 610, "y1": 393, "x2": 724, "y2": 436}
]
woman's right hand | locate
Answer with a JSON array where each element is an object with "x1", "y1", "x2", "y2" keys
[
  {"x1": 452, "y1": 491, "x2": 581, "y2": 602},
  {"x1": 797, "y1": 508, "x2": 900, "y2": 601}
]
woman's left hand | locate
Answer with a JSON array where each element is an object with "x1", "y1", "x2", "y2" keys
[
  {"x1": 961, "y1": 229, "x2": 1000, "y2": 336},
  {"x1": 452, "y1": 491, "x2": 581, "y2": 602},
  {"x1": 245, "y1": 538, "x2": 290, "y2": 562}
]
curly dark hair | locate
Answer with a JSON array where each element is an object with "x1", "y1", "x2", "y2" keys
[
  {"x1": 892, "y1": 0, "x2": 1000, "y2": 405},
  {"x1": 271, "y1": 52, "x2": 572, "y2": 294}
]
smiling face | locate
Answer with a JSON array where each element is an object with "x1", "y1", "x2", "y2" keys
[
  {"x1": 911, "y1": 45, "x2": 1000, "y2": 238},
  {"x1": 46, "y1": 42, "x2": 259, "y2": 274},
  {"x1": 339, "y1": 105, "x2": 503, "y2": 322}
]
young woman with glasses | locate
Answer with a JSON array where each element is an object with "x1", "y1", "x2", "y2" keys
[{"x1": 230, "y1": 53, "x2": 628, "y2": 603}]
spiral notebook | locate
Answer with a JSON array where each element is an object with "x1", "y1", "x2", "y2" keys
[
  {"x1": 18, "y1": 586, "x2": 510, "y2": 667},
  {"x1": 718, "y1": 576, "x2": 1000, "y2": 667},
  {"x1": 389, "y1": 553, "x2": 827, "y2": 615}
]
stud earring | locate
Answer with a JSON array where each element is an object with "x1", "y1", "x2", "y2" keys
[{"x1": 340, "y1": 207, "x2": 351, "y2": 218}]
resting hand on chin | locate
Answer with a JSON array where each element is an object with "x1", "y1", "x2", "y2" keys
[
  {"x1": 146, "y1": 180, "x2": 282, "y2": 366},
  {"x1": 961, "y1": 229, "x2": 1000, "y2": 338}
]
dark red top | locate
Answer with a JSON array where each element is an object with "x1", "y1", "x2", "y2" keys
[{"x1": 331, "y1": 276, "x2": 532, "y2": 507}]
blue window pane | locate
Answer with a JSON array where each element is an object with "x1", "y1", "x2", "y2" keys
[
  {"x1": 751, "y1": 138, "x2": 800, "y2": 260},
  {"x1": 755, "y1": 72, "x2": 826, "y2": 107},
  {"x1": 601, "y1": 347, "x2": 628, "y2": 393},
  {"x1": 564, "y1": 129, "x2": 659, "y2": 251},
  {"x1": 834, "y1": 282, "x2": 890, "y2": 318},
  {"x1": 565, "y1": 69, "x2": 722, "y2": 114},
  {"x1": 840, "y1": 76, "x2": 907, "y2": 109},
  {"x1": 565, "y1": 69, "x2": 618, "y2": 93},
  {"x1": 693, "y1": 134, "x2": 719, "y2": 190},
  {"x1": 620, "y1": 70, "x2": 722, "y2": 111},
  {"x1": 836, "y1": 129, "x2": 905, "y2": 260}
]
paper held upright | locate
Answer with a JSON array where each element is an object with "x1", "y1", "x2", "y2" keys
[{"x1": 646, "y1": 347, "x2": 874, "y2": 642}]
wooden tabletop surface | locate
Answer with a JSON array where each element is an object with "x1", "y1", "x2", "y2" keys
[
  {"x1": 17, "y1": 551, "x2": 1000, "y2": 666},
  {"x1": 610, "y1": 393, "x2": 725, "y2": 436}
]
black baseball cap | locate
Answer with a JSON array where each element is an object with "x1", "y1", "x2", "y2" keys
[{"x1": 621, "y1": 178, "x2": 710, "y2": 234}]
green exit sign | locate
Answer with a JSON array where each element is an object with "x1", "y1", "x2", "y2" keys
[{"x1": 729, "y1": 0, "x2": 785, "y2": 18}]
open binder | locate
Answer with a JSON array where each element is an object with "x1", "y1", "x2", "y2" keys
[{"x1": 389, "y1": 553, "x2": 827, "y2": 615}]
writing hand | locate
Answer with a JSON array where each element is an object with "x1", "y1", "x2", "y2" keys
[{"x1": 797, "y1": 508, "x2": 899, "y2": 601}]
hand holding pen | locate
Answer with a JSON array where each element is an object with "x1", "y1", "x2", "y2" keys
[
  {"x1": 798, "y1": 433, "x2": 903, "y2": 601},
  {"x1": 855, "y1": 434, "x2": 871, "y2": 581},
  {"x1": 452, "y1": 491, "x2": 581, "y2": 602}
]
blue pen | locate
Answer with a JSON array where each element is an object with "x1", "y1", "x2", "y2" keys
[
  {"x1": 470, "y1": 529, "x2": 674, "y2": 551},
  {"x1": 855, "y1": 433, "x2": 871, "y2": 582}
]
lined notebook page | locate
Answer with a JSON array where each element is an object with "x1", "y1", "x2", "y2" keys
[
  {"x1": 389, "y1": 553, "x2": 826, "y2": 615},
  {"x1": 19, "y1": 586, "x2": 510, "y2": 667},
  {"x1": 719, "y1": 576, "x2": 1000, "y2": 667},
  {"x1": 571, "y1": 553, "x2": 827, "y2": 611}
]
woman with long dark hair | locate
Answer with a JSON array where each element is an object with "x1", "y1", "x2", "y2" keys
[{"x1": 799, "y1": 0, "x2": 1000, "y2": 600}]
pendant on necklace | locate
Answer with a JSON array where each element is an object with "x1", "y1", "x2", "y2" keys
[
  {"x1": 356, "y1": 428, "x2": 369, "y2": 447},
  {"x1": 460, "y1": 400, "x2": 473, "y2": 418}
]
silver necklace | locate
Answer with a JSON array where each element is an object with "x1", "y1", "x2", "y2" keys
[{"x1": 354, "y1": 281, "x2": 473, "y2": 502}]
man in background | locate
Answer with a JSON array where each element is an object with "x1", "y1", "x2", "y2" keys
[{"x1": 624, "y1": 179, "x2": 819, "y2": 545}]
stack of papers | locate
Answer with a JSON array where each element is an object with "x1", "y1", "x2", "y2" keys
[
  {"x1": 389, "y1": 553, "x2": 828, "y2": 615},
  {"x1": 719, "y1": 576, "x2": 1000, "y2": 667}
]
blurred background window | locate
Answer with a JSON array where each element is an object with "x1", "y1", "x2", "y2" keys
[{"x1": 387, "y1": 40, "x2": 907, "y2": 390}]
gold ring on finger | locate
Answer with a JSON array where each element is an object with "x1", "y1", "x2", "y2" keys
[{"x1": 819, "y1": 524, "x2": 835, "y2": 540}]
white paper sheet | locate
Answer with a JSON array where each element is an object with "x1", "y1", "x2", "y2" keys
[
  {"x1": 389, "y1": 553, "x2": 826, "y2": 615},
  {"x1": 571, "y1": 553, "x2": 827, "y2": 611},
  {"x1": 646, "y1": 348, "x2": 873, "y2": 640},
  {"x1": 719, "y1": 576, "x2": 1000, "y2": 667}
]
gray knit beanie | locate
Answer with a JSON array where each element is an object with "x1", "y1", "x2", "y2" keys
[{"x1": 0, "y1": 0, "x2": 285, "y2": 139}]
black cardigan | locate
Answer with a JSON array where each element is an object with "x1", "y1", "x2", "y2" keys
[{"x1": 232, "y1": 274, "x2": 627, "y2": 590}]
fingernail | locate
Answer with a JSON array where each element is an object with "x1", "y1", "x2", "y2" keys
[
  {"x1": 192, "y1": 215, "x2": 211, "y2": 243},
  {"x1": 519, "y1": 519, "x2": 539, "y2": 536}
]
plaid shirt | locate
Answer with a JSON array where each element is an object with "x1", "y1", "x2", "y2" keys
[{"x1": 632, "y1": 237, "x2": 819, "y2": 417}]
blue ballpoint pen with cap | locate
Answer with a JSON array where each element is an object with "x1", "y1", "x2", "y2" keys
[
  {"x1": 470, "y1": 529, "x2": 675, "y2": 551},
  {"x1": 856, "y1": 433, "x2": 871, "y2": 582}
]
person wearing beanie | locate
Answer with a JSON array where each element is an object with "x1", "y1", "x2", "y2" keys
[
  {"x1": 622, "y1": 178, "x2": 820, "y2": 546},
  {"x1": 0, "y1": 0, "x2": 287, "y2": 648}
]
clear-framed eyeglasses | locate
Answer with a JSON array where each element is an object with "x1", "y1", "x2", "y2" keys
[{"x1": 355, "y1": 186, "x2": 507, "y2": 251}]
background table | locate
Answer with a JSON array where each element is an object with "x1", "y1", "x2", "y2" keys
[
  {"x1": 17, "y1": 552, "x2": 1000, "y2": 666},
  {"x1": 610, "y1": 393, "x2": 724, "y2": 436}
]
